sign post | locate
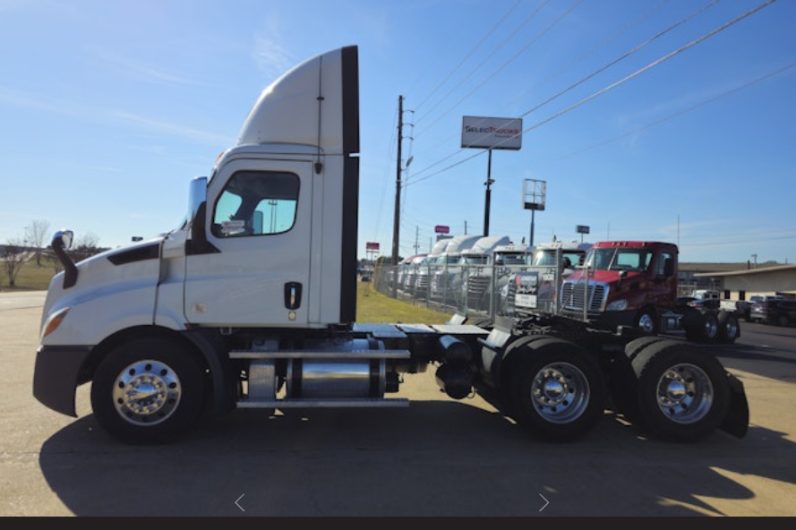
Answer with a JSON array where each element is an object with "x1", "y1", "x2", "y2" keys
[
  {"x1": 461, "y1": 116, "x2": 522, "y2": 237},
  {"x1": 576, "y1": 225, "x2": 590, "y2": 244},
  {"x1": 523, "y1": 179, "x2": 546, "y2": 247}
]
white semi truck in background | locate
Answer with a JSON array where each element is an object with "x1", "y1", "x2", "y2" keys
[{"x1": 33, "y1": 46, "x2": 748, "y2": 445}]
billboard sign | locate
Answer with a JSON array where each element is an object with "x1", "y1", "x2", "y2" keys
[
  {"x1": 434, "y1": 225, "x2": 450, "y2": 234},
  {"x1": 365, "y1": 242, "x2": 380, "y2": 251},
  {"x1": 461, "y1": 116, "x2": 522, "y2": 150}
]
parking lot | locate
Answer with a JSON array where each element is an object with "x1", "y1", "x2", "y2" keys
[{"x1": 2, "y1": 290, "x2": 796, "y2": 517}]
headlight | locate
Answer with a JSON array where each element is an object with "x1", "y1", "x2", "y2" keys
[{"x1": 606, "y1": 299, "x2": 628, "y2": 311}]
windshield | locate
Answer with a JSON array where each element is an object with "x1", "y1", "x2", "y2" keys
[
  {"x1": 533, "y1": 249, "x2": 584, "y2": 267},
  {"x1": 585, "y1": 247, "x2": 653, "y2": 272},
  {"x1": 462, "y1": 255, "x2": 488, "y2": 265},
  {"x1": 496, "y1": 253, "x2": 531, "y2": 265}
]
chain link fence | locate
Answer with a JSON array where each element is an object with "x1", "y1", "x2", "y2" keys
[{"x1": 372, "y1": 258, "x2": 570, "y2": 322}]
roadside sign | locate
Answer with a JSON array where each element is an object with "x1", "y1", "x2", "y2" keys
[{"x1": 461, "y1": 116, "x2": 522, "y2": 150}]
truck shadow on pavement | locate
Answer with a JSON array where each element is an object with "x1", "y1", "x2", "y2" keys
[{"x1": 38, "y1": 401, "x2": 796, "y2": 517}]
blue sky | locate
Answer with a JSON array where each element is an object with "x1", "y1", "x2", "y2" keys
[{"x1": 1, "y1": 0, "x2": 794, "y2": 264}]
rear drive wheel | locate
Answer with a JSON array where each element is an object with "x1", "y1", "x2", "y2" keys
[
  {"x1": 631, "y1": 340, "x2": 729, "y2": 442},
  {"x1": 685, "y1": 311, "x2": 719, "y2": 343},
  {"x1": 717, "y1": 311, "x2": 740, "y2": 344},
  {"x1": 508, "y1": 338, "x2": 606, "y2": 442},
  {"x1": 607, "y1": 336, "x2": 666, "y2": 423},
  {"x1": 91, "y1": 338, "x2": 206, "y2": 444}
]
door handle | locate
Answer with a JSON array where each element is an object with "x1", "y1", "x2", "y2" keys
[{"x1": 284, "y1": 282, "x2": 302, "y2": 310}]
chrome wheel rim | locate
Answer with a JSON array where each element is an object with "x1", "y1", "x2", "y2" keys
[
  {"x1": 724, "y1": 318, "x2": 739, "y2": 339},
  {"x1": 112, "y1": 360, "x2": 181, "y2": 426},
  {"x1": 638, "y1": 313, "x2": 655, "y2": 334},
  {"x1": 703, "y1": 317, "x2": 718, "y2": 339},
  {"x1": 531, "y1": 362, "x2": 590, "y2": 424},
  {"x1": 655, "y1": 363, "x2": 713, "y2": 424}
]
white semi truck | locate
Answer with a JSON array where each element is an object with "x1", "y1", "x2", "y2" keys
[{"x1": 34, "y1": 46, "x2": 748, "y2": 445}]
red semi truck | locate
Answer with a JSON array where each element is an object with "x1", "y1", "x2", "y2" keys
[{"x1": 559, "y1": 241, "x2": 740, "y2": 344}]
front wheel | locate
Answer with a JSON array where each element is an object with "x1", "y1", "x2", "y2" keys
[
  {"x1": 508, "y1": 338, "x2": 606, "y2": 442},
  {"x1": 91, "y1": 338, "x2": 206, "y2": 444},
  {"x1": 631, "y1": 340, "x2": 729, "y2": 442}
]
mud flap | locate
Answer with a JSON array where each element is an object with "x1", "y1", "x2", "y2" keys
[{"x1": 720, "y1": 372, "x2": 749, "y2": 438}]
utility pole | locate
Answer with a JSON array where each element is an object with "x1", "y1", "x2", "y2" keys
[
  {"x1": 391, "y1": 96, "x2": 403, "y2": 297},
  {"x1": 392, "y1": 95, "x2": 403, "y2": 267}
]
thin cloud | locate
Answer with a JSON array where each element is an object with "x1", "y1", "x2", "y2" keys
[
  {"x1": 111, "y1": 111, "x2": 232, "y2": 146},
  {"x1": 89, "y1": 48, "x2": 207, "y2": 87},
  {"x1": 0, "y1": 86, "x2": 231, "y2": 146},
  {"x1": 251, "y1": 16, "x2": 293, "y2": 80}
]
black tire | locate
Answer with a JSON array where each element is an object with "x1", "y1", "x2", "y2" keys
[
  {"x1": 634, "y1": 307, "x2": 658, "y2": 335},
  {"x1": 631, "y1": 340, "x2": 730, "y2": 442},
  {"x1": 717, "y1": 311, "x2": 740, "y2": 344},
  {"x1": 685, "y1": 311, "x2": 719, "y2": 343},
  {"x1": 607, "y1": 336, "x2": 667, "y2": 423},
  {"x1": 496, "y1": 335, "x2": 552, "y2": 417},
  {"x1": 508, "y1": 337, "x2": 606, "y2": 442},
  {"x1": 91, "y1": 338, "x2": 206, "y2": 444}
]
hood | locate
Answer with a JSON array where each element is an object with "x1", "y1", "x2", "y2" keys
[
  {"x1": 42, "y1": 236, "x2": 165, "y2": 329},
  {"x1": 566, "y1": 268, "x2": 643, "y2": 285}
]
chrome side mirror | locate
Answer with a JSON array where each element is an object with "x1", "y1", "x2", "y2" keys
[
  {"x1": 51, "y1": 230, "x2": 78, "y2": 289},
  {"x1": 53, "y1": 230, "x2": 74, "y2": 250}
]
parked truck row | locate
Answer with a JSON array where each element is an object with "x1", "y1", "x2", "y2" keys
[{"x1": 33, "y1": 46, "x2": 749, "y2": 446}]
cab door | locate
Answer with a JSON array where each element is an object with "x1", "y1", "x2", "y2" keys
[{"x1": 184, "y1": 157, "x2": 313, "y2": 327}]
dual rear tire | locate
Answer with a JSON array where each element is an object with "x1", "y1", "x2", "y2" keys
[
  {"x1": 609, "y1": 337, "x2": 730, "y2": 442},
  {"x1": 506, "y1": 337, "x2": 606, "y2": 442}
]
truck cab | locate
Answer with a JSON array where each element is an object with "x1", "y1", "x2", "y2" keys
[
  {"x1": 409, "y1": 238, "x2": 451, "y2": 294},
  {"x1": 561, "y1": 241, "x2": 677, "y2": 334},
  {"x1": 428, "y1": 234, "x2": 482, "y2": 301},
  {"x1": 458, "y1": 235, "x2": 512, "y2": 311}
]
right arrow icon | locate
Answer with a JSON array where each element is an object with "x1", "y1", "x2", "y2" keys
[{"x1": 539, "y1": 494, "x2": 549, "y2": 512}]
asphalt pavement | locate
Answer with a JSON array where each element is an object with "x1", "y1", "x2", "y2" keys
[{"x1": 2, "y1": 291, "x2": 796, "y2": 518}]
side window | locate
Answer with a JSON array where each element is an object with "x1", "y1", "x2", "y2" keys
[
  {"x1": 211, "y1": 171, "x2": 300, "y2": 238},
  {"x1": 655, "y1": 252, "x2": 674, "y2": 276}
]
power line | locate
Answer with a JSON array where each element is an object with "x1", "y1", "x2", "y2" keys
[
  {"x1": 406, "y1": 0, "x2": 780, "y2": 188},
  {"x1": 415, "y1": 0, "x2": 581, "y2": 138},
  {"x1": 415, "y1": 0, "x2": 552, "y2": 129},
  {"x1": 407, "y1": 0, "x2": 724, "y2": 183},
  {"x1": 413, "y1": 0, "x2": 524, "y2": 113},
  {"x1": 411, "y1": 0, "x2": 674, "y2": 162},
  {"x1": 554, "y1": 60, "x2": 796, "y2": 162}
]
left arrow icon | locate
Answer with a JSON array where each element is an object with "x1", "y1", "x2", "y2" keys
[{"x1": 235, "y1": 494, "x2": 246, "y2": 512}]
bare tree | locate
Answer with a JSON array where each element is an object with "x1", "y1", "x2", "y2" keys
[
  {"x1": 71, "y1": 232, "x2": 103, "y2": 262},
  {"x1": 24, "y1": 219, "x2": 51, "y2": 267},
  {"x1": 2, "y1": 237, "x2": 28, "y2": 288}
]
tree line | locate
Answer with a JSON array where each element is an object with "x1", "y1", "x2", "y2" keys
[{"x1": 1, "y1": 220, "x2": 107, "y2": 289}]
